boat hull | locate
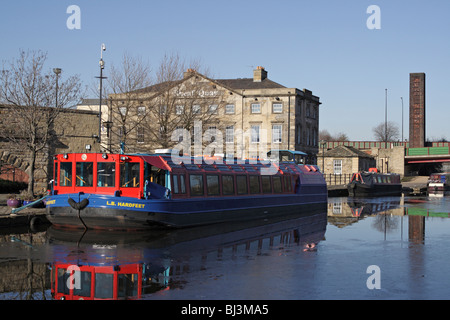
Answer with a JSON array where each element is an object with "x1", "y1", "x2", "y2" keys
[
  {"x1": 347, "y1": 182, "x2": 402, "y2": 197},
  {"x1": 46, "y1": 192, "x2": 327, "y2": 230}
]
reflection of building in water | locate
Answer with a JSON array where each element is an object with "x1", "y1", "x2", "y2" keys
[
  {"x1": 48, "y1": 211, "x2": 326, "y2": 300},
  {"x1": 327, "y1": 197, "x2": 404, "y2": 228}
]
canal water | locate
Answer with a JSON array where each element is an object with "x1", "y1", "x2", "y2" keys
[{"x1": 1, "y1": 194, "x2": 450, "y2": 301}]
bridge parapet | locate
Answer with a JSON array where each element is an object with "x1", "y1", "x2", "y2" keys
[{"x1": 406, "y1": 147, "x2": 450, "y2": 156}]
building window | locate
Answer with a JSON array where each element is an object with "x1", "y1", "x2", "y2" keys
[
  {"x1": 251, "y1": 125, "x2": 260, "y2": 143},
  {"x1": 296, "y1": 124, "x2": 302, "y2": 145},
  {"x1": 207, "y1": 126, "x2": 217, "y2": 142},
  {"x1": 272, "y1": 103, "x2": 283, "y2": 113},
  {"x1": 225, "y1": 104, "x2": 235, "y2": 114},
  {"x1": 119, "y1": 107, "x2": 127, "y2": 116},
  {"x1": 333, "y1": 160, "x2": 343, "y2": 175},
  {"x1": 175, "y1": 126, "x2": 184, "y2": 142},
  {"x1": 272, "y1": 125, "x2": 282, "y2": 144},
  {"x1": 251, "y1": 103, "x2": 261, "y2": 114},
  {"x1": 137, "y1": 126, "x2": 144, "y2": 143},
  {"x1": 176, "y1": 105, "x2": 184, "y2": 115},
  {"x1": 137, "y1": 106, "x2": 146, "y2": 116},
  {"x1": 226, "y1": 126, "x2": 234, "y2": 143},
  {"x1": 208, "y1": 104, "x2": 218, "y2": 114},
  {"x1": 192, "y1": 105, "x2": 201, "y2": 114}
]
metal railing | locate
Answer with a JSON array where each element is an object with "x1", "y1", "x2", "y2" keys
[{"x1": 322, "y1": 174, "x2": 352, "y2": 186}]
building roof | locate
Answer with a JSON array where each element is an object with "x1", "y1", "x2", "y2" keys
[
  {"x1": 324, "y1": 145, "x2": 374, "y2": 158},
  {"x1": 214, "y1": 78, "x2": 286, "y2": 90}
]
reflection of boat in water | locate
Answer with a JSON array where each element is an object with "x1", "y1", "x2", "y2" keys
[
  {"x1": 47, "y1": 210, "x2": 327, "y2": 300},
  {"x1": 347, "y1": 197, "x2": 401, "y2": 217},
  {"x1": 427, "y1": 173, "x2": 450, "y2": 194},
  {"x1": 347, "y1": 169, "x2": 402, "y2": 197}
]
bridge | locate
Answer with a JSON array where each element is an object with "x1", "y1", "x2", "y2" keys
[{"x1": 324, "y1": 141, "x2": 450, "y2": 167}]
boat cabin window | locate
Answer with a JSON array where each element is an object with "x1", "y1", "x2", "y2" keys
[
  {"x1": 236, "y1": 175, "x2": 248, "y2": 195},
  {"x1": 172, "y1": 174, "x2": 187, "y2": 194},
  {"x1": 284, "y1": 176, "x2": 292, "y2": 192},
  {"x1": 120, "y1": 162, "x2": 140, "y2": 188},
  {"x1": 54, "y1": 162, "x2": 58, "y2": 186},
  {"x1": 97, "y1": 162, "x2": 115, "y2": 187},
  {"x1": 249, "y1": 175, "x2": 261, "y2": 194},
  {"x1": 206, "y1": 175, "x2": 220, "y2": 196},
  {"x1": 273, "y1": 176, "x2": 283, "y2": 193},
  {"x1": 59, "y1": 162, "x2": 72, "y2": 187},
  {"x1": 262, "y1": 176, "x2": 272, "y2": 193},
  {"x1": 73, "y1": 270, "x2": 92, "y2": 297},
  {"x1": 190, "y1": 174, "x2": 204, "y2": 196},
  {"x1": 180, "y1": 175, "x2": 186, "y2": 193},
  {"x1": 57, "y1": 268, "x2": 70, "y2": 295},
  {"x1": 76, "y1": 162, "x2": 94, "y2": 187},
  {"x1": 144, "y1": 162, "x2": 167, "y2": 187},
  {"x1": 173, "y1": 175, "x2": 179, "y2": 194},
  {"x1": 118, "y1": 273, "x2": 139, "y2": 298},
  {"x1": 222, "y1": 175, "x2": 234, "y2": 195},
  {"x1": 95, "y1": 273, "x2": 114, "y2": 299}
]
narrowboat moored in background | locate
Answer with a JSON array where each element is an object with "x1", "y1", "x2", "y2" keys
[
  {"x1": 427, "y1": 172, "x2": 450, "y2": 194},
  {"x1": 347, "y1": 168, "x2": 402, "y2": 197},
  {"x1": 45, "y1": 150, "x2": 327, "y2": 230}
]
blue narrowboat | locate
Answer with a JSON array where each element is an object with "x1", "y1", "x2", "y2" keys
[{"x1": 45, "y1": 150, "x2": 327, "y2": 230}]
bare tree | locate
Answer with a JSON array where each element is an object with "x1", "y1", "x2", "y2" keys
[
  {"x1": 0, "y1": 50, "x2": 83, "y2": 195},
  {"x1": 106, "y1": 53, "x2": 152, "y2": 153},
  {"x1": 372, "y1": 121, "x2": 400, "y2": 142},
  {"x1": 319, "y1": 129, "x2": 349, "y2": 141},
  {"x1": 142, "y1": 53, "x2": 225, "y2": 151},
  {"x1": 107, "y1": 52, "x2": 225, "y2": 153}
]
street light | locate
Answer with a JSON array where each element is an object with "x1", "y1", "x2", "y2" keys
[
  {"x1": 53, "y1": 68, "x2": 62, "y2": 108},
  {"x1": 319, "y1": 139, "x2": 327, "y2": 173},
  {"x1": 95, "y1": 44, "x2": 107, "y2": 144},
  {"x1": 401, "y1": 97, "x2": 404, "y2": 143}
]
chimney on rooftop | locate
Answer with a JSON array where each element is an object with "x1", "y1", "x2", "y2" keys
[
  {"x1": 253, "y1": 66, "x2": 267, "y2": 82},
  {"x1": 184, "y1": 68, "x2": 196, "y2": 79}
]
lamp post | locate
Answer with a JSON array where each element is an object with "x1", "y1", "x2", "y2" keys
[
  {"x1": 53, "y1": 68, "x2": 62, "y2": 108},
  {"x1": 319, "y1": 139, "x2": 327, "y2": 173},
  {"x1": 96, "y1": 44, "x2": 107, "y2": 145},
  {"x1": 401, "y1": 97, "x2": 404, "y2": 143},
  {"x1": 385, "y1": 88, "x2": 388, "y2": 148}
]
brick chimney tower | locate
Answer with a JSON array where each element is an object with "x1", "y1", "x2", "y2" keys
[
  {"x1": 253, "y1": 66, "x2": 267, "y2": 82},
  {"x1": 409, "y1": 73, "x2": 426, "y2": 148}
]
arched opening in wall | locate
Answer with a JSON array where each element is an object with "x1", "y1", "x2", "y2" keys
[{"x1": 0, "y1": 164, "x2": 29, "y2": 183}]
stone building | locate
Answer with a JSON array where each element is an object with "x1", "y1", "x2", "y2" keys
[
  {"x1": 320, "y1": 145, "x2": 376, "y2": 177},
  {"x1": 0, "y1": 105, "x2": 100, "y2": 192},
  {"x1": 107, "y1": 67, "x2": 321, "y2": 163}
]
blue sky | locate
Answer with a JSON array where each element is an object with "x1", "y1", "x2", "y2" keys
[{"x1": 1, "y1": 0, "x2": 450, "y2": 141}]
